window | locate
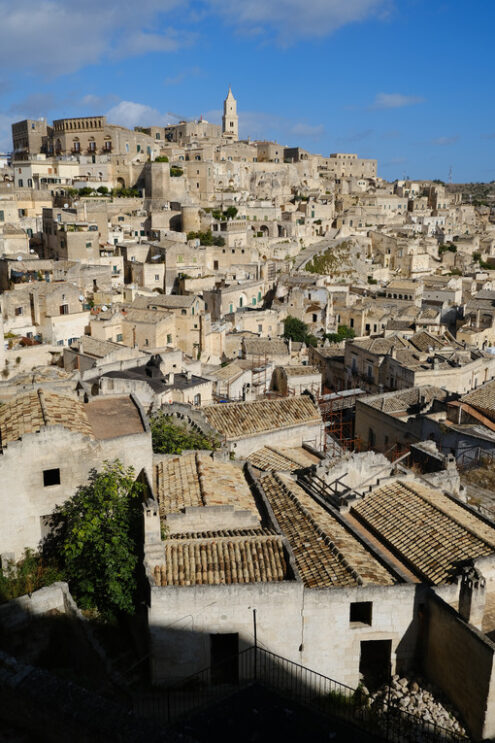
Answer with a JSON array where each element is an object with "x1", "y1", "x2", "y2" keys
[
  {"x1": 154, "y1": 274, "x2": 159, "y2": 281},
  {"x1": 18, "y1": 179, "x2": 23, "y2": 187},
  {"x1": 59, "y1": 304, "x2": 69, "y2": 315},
  {"x1": 252, "y1": 297, "x2": 256, "y2": 306},
  {"x1": 86, "y1": 241, "x2": 92, "y2": 249},
  {"x1": 0, "y1": 210, "x2": 4, "y2": 221},
  {"x1": 350, "y1": 601, "x2": 373, "y2": 626},
  {"x1": 15, "y1": 306, "x2": 23, "y2": 316},
  {"x1": 144, "y1": 338, "x2": 149, "y2": 346},
  {"x1": 43, "y1": 468, "x2": 60, "y2": 487},
  {"x1": 193, "y1": 393, "x2": 201, "y2": 406},
  {"x1": 167, "y1": 334, "x2": 172, "y2": 344},
  {"x1": 116, "y1": 333, "x2": 123, "y2": 342}
]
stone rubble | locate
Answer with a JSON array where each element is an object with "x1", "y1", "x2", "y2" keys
[{"x1": 360, "y1": 675, "x2": 467, "y2": 738}]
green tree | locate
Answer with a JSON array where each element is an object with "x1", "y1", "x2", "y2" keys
[
  {"x1": 151, "y1": 413, "x2": 218, "y2": 455},
  {"x1": 96, "y1": 186, "x2": 109, "y2": 195},
  {"x1": 155, "y1": 155, "x2": 169, "y2": 162},
  {"x1": 283, "y1": 316, "x2": 317, "y2": 347},
  {"x1": 42, "y1": 461, "x2": 143, "y2": 619},
  {"x1": 224, "y1": 206, "x2": 238, "y2": 220},
  {"x1": 170, "y1": 167, "x2": 183, "y2": 177}
]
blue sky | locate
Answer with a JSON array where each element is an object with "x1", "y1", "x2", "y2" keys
[{"x1": 1, "y1": 0, "x2": 494, "y2": 182}]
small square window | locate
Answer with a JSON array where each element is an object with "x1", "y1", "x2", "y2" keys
[
  {"x1": 350, "y1": 601, "x2": 372, "y2": 626},
  {"x1": 43, "y1": 468, "x2": 60, "y2": 487}
]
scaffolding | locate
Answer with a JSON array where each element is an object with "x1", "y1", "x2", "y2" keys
[{"x1": 316, "y1": 388, "x2": 365, "y2": 453}]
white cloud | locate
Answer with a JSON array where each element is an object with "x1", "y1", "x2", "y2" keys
[
  {"x1": 370, "y1": 93, "x2": 425, "y2": 109},
  {"x1": 106, "y1": 101, "x2": 184, "y2": 128},
  {"x1": 0, "y1": 0, "x2": 185, "y2": 75},
  {"x1": 431, "y1": 135, "x2": 459, "y2": 146},
  {"x1": 206, "y1": 0, "x2": 391, "y2": 41}
]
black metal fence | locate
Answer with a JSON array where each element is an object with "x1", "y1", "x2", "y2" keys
[{"x1": 133, "y1": 646, "x2": 470, "y2": 742}]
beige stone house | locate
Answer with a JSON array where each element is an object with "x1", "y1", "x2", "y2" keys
[{"x1": 0, "y1": 390, "x2": 151, "y2": 560}]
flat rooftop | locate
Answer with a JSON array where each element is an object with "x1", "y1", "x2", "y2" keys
[{"x1": 85, "y1": 396, "x2": 146, "y2": 439}]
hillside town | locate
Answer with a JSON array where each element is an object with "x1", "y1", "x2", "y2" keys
[{"x1": 3, "y1": 89, "x2": 495, "y2": 742}]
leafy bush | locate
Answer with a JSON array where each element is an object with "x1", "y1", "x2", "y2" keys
[
  {"x1": 0, "y1": 549, "x2": 64, "y2": 603},
  {"x1": 155, "y1": 156, "x2": 169, "y2": 162},
  {"x1": 324, "y1": 325, "x2": 355, "y2": 344},
  {"x1": 151, "y1": 413, "x2": 218, "y2": 454},
  {"x1": 187, "y1": 229, "x2": 225, "y2": 246},
  {"x1": 170, "y1": 167, "x2": 183, "y2": 177}
]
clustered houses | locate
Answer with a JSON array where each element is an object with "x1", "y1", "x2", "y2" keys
[{"x1": 3, "y1": 88, "x2": 495, "y2": 741}]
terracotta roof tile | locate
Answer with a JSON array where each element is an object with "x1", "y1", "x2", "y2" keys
[
  {"x1": 261, "y1": 472, "x2": 395, "y2": 588},
  {"x1": 202, "y1": 396, "x2": 321, "y2": 439},
  {"x1": 0, "y1": 390, "x2": 92, "y2": 447},
  {"x1": 155, "y1": 452, "x2": 260, "y2": 521},
  {"x1": 351, "y1": 480, "x2": 495, "y2": 584},
  {"x1": 154, "y1": 534, "x2": 289, "y2": 586}
]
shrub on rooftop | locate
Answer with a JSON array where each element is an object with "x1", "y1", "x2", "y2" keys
[{"x1": 150, "y1": 413, "x2": 218, "y2": 455}]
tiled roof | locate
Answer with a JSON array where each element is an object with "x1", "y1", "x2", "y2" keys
[
  {"x1": 202, "y1": 396, "x2": 321, "y2": 439},
  {"x1": 351, "y1": 480, "x2": 495, "y2": 584},
  {"x1": 134, "y1": 294, "x2": 196, "y2": 309},
  {"x1": 461, "y1": 380, "x2": 495, "y2": 414},
  {"x1": 155, "y1": 452, "x2": 260, "y2": 520},
  {"x1": 242, "y1": 338, "x2": 288, "y2": 356},
  {"x1": 261, "y1": 472, "x2": 395, "y2": 588},
  {"x1": 75, "y1": 336, "x2": 126, "y2": 358},
  {"x1": 208, "y1": 362, "x2": 246, "y2": 381},
  {"x1": 0, "y1": 390, "x2": 93, "y2": 447},
  {"x1": 350, "y1": 335, "x2": 411, "y2": 355},
  {"x1": 247, "y1": 446, "x2": 316, "y2": 472},
  {"x1": 154, "y1": 534, "x2": 289, "y2": 586},
  {"x1": 283, "y1": 365, "x2": 321, "y2": 377},
  {"x1": 363, "y1": 386, "x2": 448, "y2": 413}
]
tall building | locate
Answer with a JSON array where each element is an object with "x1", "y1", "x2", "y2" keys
[{"x1": 222, "y1": 87, "x2": 239, "y2": 141}]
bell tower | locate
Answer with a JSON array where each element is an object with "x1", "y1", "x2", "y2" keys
[{"x1": 222, "y1": 87, "x2": 238, "y2": 141}]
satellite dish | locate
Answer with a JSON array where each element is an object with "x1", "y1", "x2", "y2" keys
[
  {"x1": 16, "y1": 255, "x2": 22, "y2": 261},
  {"x1": 64, "y1": 203, "x2": 69, "y2": 209},
  {"x1": 79, "y1": 295, "x2": 84, "y2": 302},
  {"x1": 30, "y1": 249, "x2": 35, "y2": 253},
  {"x1": 101, "y1": 305, "x2": 108, "y2": 311}
]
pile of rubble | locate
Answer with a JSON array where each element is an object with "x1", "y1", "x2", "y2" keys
[{"x1": 363, "y1": 675, "x2": 467, "y2": 737}]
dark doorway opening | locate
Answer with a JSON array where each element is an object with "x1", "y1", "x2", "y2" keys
[
  {"x1": 210, "y1": 633, "x2": 239, "y2": 684},
  {"x1": 359, "y1": 639, "x2": 391, "y2": 689}
]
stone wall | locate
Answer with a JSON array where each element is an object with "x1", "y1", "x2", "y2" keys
[{"x1": 423, "y1": 590, "x2": 495, "y2": 740}]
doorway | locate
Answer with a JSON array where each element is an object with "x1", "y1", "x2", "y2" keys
[
  {"x1": 359, "y1": 639, "x2": 392, "y2": 689},
  {"x1": 210, "y1": 633, "x2": 239, "y2": 684}
]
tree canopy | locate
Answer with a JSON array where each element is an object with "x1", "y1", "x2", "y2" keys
[
  {"x1": 283, "y1": 316, "x2": 317, "y2": 347},
  {"x1": 42, "y1": 460, "x2": 143, "y2": 619}
]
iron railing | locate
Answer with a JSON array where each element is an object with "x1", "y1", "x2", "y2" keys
[{"x1": 133, "y1": 646, "x2": 469, "y2": 742}]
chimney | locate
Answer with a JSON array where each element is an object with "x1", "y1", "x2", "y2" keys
[{"x1": 459, "y1": 565, "x2": 486, "y2": 630}]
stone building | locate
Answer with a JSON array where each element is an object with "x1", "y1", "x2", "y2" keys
[
  {"x1": 143, "y1": 449, "x2": 495, "y2": 740},
  {"x1": 198, "y1": 395, "x2": 324, "y2": 457},
  {"x1": 0, "y1": 390, "x2": 151, "y2": 560}
]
